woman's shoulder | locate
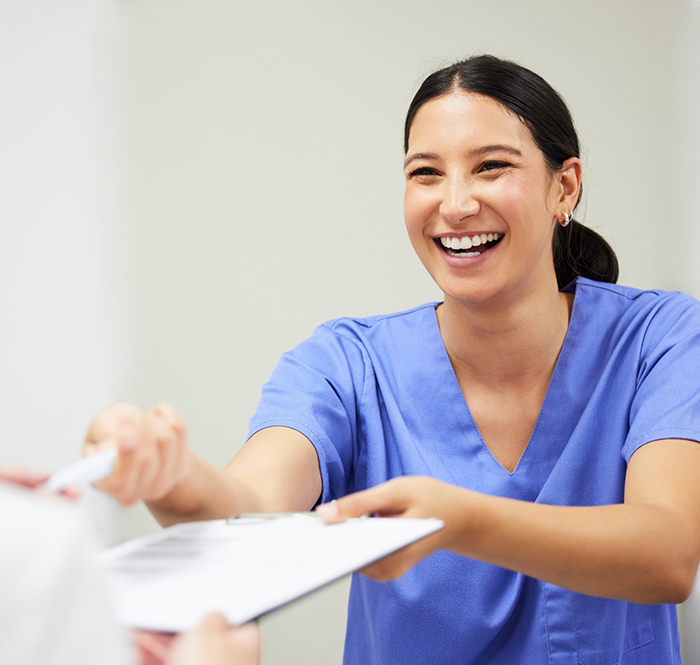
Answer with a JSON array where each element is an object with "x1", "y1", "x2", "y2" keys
[
  {"x1": 316, "y1": 302, "x2": 441, "y2": 338},
  {"x1": 572, "y1": 277, "x2": 700, "y2": 343},
  {"x1": 573, "y1": 277, "x2": 700, "y2": 312},
  {"x1": 283, "y1": 303, "x2": 441, "y2": 369}
]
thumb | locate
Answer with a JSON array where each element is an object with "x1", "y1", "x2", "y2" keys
[
  {"x1": 197, "y1": 613, "x2": 228, "y2": 634},
  {"x1": 316, "y1": 482, "x2": 408, "y2": 523}
]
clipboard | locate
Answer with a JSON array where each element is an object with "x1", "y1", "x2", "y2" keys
[{"x1": 98, "y1": 515, "x2": 443, "y2": 632}]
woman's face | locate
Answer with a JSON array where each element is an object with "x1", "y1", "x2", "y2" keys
[{"x1": 404, "y1": 91, "x2": 566, "y2": 306}]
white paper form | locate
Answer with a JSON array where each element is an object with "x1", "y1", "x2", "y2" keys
[{"x1": 98, "y1": 516, "x2": 443, "y2": 632}]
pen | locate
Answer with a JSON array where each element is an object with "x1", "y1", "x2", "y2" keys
[{"x1": 44, "y1": 448, "x2": 118, "y2": 493}]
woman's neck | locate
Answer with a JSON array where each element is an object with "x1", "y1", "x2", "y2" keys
[{"x1": 437, "y1": 277, "x2": 573, "y2": 391}]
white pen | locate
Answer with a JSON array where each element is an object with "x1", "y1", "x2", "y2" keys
[{"x1": 44, "y1": 448, "x2": 118, "y2": 493}]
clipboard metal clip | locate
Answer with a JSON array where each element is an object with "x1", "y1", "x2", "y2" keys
[
  {"x1": 226, "y1": 512, "x2": 369, "y2": 525},
  {"x1": 226, "y1": 512, "x2": 324, "y2": 524}
]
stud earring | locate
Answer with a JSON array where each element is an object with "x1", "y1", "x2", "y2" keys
[{"x1": 560, "y1": 211, "x2": 572, "y2": 227}]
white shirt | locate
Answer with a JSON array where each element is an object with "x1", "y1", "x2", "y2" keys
[{"x1": 0, "y1": 483, "x2": 133, "y2": 665}]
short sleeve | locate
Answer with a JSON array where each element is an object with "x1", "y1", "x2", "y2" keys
[
  {"x1": 247, "y1": 322, "x2": 367, "y2": 502},
  {"x1": 623, "y1": 294, "x2": 700, "y2": 462}
]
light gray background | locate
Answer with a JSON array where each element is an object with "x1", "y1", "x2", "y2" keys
[{"x1": 1, "y1": 1, "x2": 699, "y2": 663}]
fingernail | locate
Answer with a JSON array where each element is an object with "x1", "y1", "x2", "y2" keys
[
  {"x1": 316, "y1": 500, "x2": 340, "y2": 522},
  {"x1": 119, "y1": 428, "x2": 137, "y2": 452}
]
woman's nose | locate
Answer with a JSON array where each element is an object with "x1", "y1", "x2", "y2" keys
[{"x1": 439, "y1": 179, "x2": 479, "y2": 224}]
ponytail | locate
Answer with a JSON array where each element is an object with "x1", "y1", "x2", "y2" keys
[{"x1": 552, "y1": 220, "x2": 619, "y2": 289}]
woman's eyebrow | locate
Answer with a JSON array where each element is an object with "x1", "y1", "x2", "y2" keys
[
  {"x1": 403, "y1": 152, "x2": 439, "y2": 169},
  {"x1": 470, "y1": 144, "x2": 523, "y2": 158}
]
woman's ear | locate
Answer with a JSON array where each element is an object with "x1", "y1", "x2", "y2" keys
[{"x1": 557, "y1": 157, "x2": 583, "y2": 214}]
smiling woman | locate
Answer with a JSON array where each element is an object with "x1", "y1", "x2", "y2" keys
[
  {"x1": 404, "y1": 91, "x2": 571, "y2": 308},
  {"x1": 84, "y1": 55, "x2": 700, "y2": 664}
]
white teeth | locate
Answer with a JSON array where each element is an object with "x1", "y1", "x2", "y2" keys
[{"x1": 440, "y1": 233, "x2": 501, "y2": 252}]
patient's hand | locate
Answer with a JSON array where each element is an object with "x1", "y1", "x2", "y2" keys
[
  {"x1": 0, "y1": 466, "x2": 49, "y2": 489},
  {"x1": 133, "y1": 615, "x2": 260, "y2": 665},
  {"x1": 0, "y1": 465, "x2": 80, "y2": 499},
  {"x1": 168, "y1": 615, "x2": 260, "y2": 665}
]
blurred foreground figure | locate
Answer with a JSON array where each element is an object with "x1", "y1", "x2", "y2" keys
[
  {"x1": 0, "y1": 470, "x2": 260, "y2": 665},
  {"x1": 0, "y1": 478, "x2": 132, "y2": 665}
]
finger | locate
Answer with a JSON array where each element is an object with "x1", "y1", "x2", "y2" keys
[
  {"x1": 147, "y1": 404, "x2": 188, "y2": 500},
  {"x1": 225, "y1": 623, "x2": 261, "y2": 665},
  {"x1": 315, "y1": 500, "x2": 342, "y2": 523},
  {"x1": 360, "y1": 536, "x2": 439, "y2": 581},
  {"x1": 155, "y1": 403, "x2": 186, "y2": 442},
  {"x1": 160, "y1": 403, "x2": 190, "y2": 483},
  {"x1": 317, "y1": 480, "x2": 411, "y2": 523},
  {"x1": 95, "y1": 423, "x2": 155, "y2": 505},
  {"x1": 91, "y1": 425, "x2": 135, "y2": 499},
  {"x1": 144, "y1": 407, "x2": 176, "y2": 500},
  {"x1": 360, "y1": 514, "x2": 448, "y2": 581},
  {"x1": 120, "y1": 420, "x2": 161, "y2": 504},
  {"x1": 59, "y1": 487, "x2": 81, "y2": 501},
  {"x1": 131, "y1": 629, "x2": 175, "y2": 665},
  {"x1": 0, "y1": 466, "x2": 50, "y2": 489},
  {"x1": 166, "y1": 614, "x2": 231, "y2": 665},
  {"x1": 87, "y1": 404, "x2": 145, "y2": 502},
  {"x1": 84, "y1": 402, "x2": 143, "y2": 451},
  {"x1": 197, "y1": 613, "x2": 229, "y2": 633}
]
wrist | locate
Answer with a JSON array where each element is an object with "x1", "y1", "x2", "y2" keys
[{"x1": 439, "y1": 484, "x2": 484, "y2": 554}]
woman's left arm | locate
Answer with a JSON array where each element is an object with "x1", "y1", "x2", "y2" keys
[{"x1": 318, "y1": 438, "x2": 700, "y2": 604}]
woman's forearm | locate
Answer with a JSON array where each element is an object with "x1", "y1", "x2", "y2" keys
[
  {"x1": 145, "y1": 451, "x2": 262, "y2": 527},
  {"x1": 328, "y1": 441, "x2": 700, "y2": 604},
  {"x1": 449, "y1": 490, "x2": 697, "y2": 604},
  {"x1": 147, "y1": 427, "x2": 323, "y2": 526}
]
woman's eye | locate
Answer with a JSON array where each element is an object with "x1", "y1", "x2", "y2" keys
[
  {"x1": 407, "y1": 166, "x2": 440, "y2": 178},
  {"x1": 479, "y1": 160, "x2": 510, "y2": 173}
]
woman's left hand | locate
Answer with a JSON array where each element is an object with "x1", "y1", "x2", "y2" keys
[{"x1": 316, "y1": 476, "x2": 469, "y2": 581}]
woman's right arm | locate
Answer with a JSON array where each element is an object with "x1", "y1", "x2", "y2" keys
[{"x1": 85, "y1": 403, "x2": 322, "y2": 527}]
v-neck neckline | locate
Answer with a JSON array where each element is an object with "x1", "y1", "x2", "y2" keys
[{"x1": 427, "y1": 284, "x2": 580, "y2": 478}]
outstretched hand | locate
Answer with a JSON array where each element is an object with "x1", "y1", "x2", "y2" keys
[
  {"x1": 167, "y1": 615, "x2": 260, "y2": 665},
  {"x1": 133, "y1": 615, "x2": 260, "y2": 665},
  {"x1": 0, "y1": 466, "x2": 80, "y2": 500},
  {"x1": 0, "y1": 466, "x2": 50, "y2": 489},
  {"x1": 316, "y1": 476, "x2": 470, "y2": 581},
  {"x1": 84, "y1": 402, "x2": 191, "y2": 505}
]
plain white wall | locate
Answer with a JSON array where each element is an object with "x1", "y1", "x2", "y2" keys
[
  {"x1": 2, "y1": 1, "x2": 699, "y2": 664},
  {"x1": 0, "y1": 0, "x2": 117, "y2": 471}
]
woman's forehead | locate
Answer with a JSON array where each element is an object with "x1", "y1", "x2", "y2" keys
[{"x1": 406, "y1": 91, "x2": 536, "y2": 155}]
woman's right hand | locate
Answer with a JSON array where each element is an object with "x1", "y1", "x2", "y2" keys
[{"x1": 84, "y1": 402, "x2": 191, "y2": 506}]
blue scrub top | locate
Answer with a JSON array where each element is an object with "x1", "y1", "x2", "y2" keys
[{"x1": 249, "y1": 278, "x2": 700, "y2": 664}]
